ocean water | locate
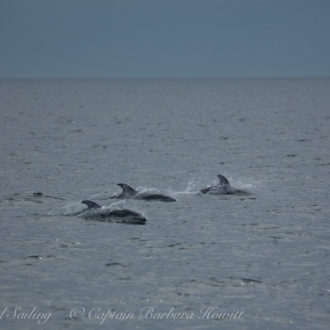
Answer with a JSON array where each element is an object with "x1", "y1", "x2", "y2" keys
[{"x1": 0, "y1": 78, "x2": 329, "y2": 329}]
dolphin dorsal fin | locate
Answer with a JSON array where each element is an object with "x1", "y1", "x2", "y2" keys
[
  {"x1": 82, "y1": 200, "x2": 101, "y2": 209},
  {"x1": 217, "y1": 174, "x2": 230, "y2": 186},
  {"x1": 117, "y1": 183, "x2": 137, "y2": 196}
]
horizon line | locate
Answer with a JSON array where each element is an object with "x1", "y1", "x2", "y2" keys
[{"x1": 1, "y1": 75, "x2": 330, "y2": 80}]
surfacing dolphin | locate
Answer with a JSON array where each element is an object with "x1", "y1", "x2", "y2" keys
[
  {"x1": 80, "y1": 200, "x2": 147, "y2": 224},
  {"x1": 111, "y1": 183, "x2": 176, "y2": 202},
  {"x1": 200, "y1": 174, "x2": 248, "y2": 195}
]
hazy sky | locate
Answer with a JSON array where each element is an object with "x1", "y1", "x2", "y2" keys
[{"x1": 0, "y1": 0, "x2": 329, "y2": 78}]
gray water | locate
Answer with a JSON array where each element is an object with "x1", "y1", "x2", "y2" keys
[{"x1": 0, "y1": 78, "x2": 329, "y2": 329}]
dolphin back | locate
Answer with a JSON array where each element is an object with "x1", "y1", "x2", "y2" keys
[
  {"x1": 81, "y1": 200, "x2": 101, "y2": 209},
  {"x1": 200, "y1": 174, "x2": 238, "y2": 195},
  {"x1": 136, "y1": 193, "x2": 176, "y2": 202}
]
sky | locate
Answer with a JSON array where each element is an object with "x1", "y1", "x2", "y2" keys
[{"x1": 0, "y1": 0, "x2": 329, "y2": 78}]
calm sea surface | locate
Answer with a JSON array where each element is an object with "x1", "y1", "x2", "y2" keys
[{"x1": 0, "y1": 78, "x2": 330, "y2": 329}]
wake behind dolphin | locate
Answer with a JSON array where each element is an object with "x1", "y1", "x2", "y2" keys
[
  {"x1": 111, "y1": 183, "x2": 176, "y2": 202},
  {"x1": 80, "y1": 200, "x2": 147, "y2": 224},
  {"x1": 200, "y1": 174, "x2": 248, "y2": 195}
]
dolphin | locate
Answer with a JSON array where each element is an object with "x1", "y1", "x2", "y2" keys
[
  {"x1": 200, "y1": 174, "x2": 247, "y2": 195},
  {"x1": 111, "y1": 183, "x2": 176, "y2": 202},
  {"x1": 80, "y1": 200, "x2": 147, "y2": 224}
]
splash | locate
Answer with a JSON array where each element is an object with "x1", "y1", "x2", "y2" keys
[
  {"x1": 48, "y1": 201, "x2": 86, "y2": 216},
  {"x1": 168, "y1": 179, "x2": 202, "y2": 195}
]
